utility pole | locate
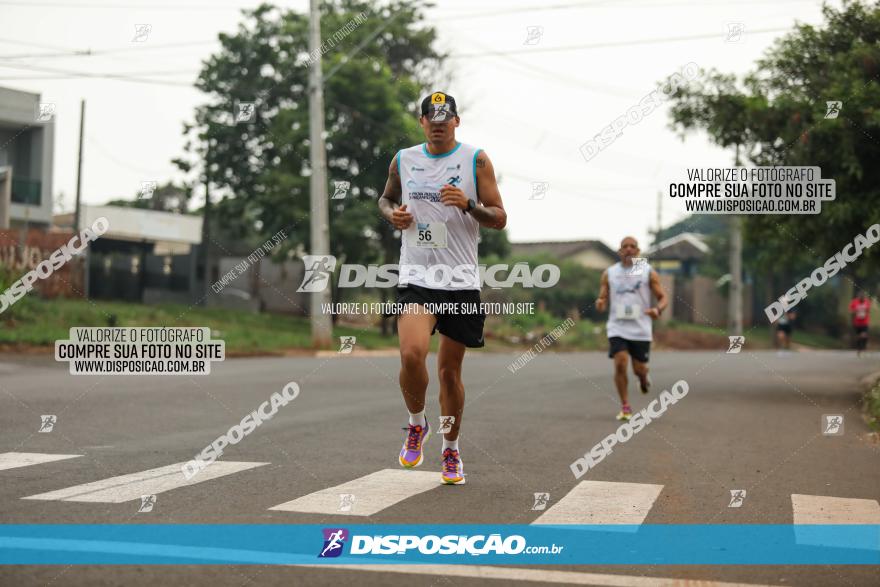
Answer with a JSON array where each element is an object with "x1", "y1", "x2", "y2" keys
[
  {"x1": 74, "y1": 99, "x2": 89, "y2": 298},
  {"x1": 0, "y1": 166, "x2": 11, "y2": 229},
  {"x1": 655, "y1": 190, "x2": 662, "y2": 247},
  {"x1": 74, "y1": 99, "x2": 85, "y2": 234},
  {"x1": 308, "y1": 0, "x2": 332, "y2": 348},
  {"x1": 200, "y1": 140, "x2": 212, "y2": 305},
  {"x1": 728, "y1": 145, "x2": 743, "y2": 335}
]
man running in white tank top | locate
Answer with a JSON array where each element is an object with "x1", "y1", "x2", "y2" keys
[
  {"x1": 595, "y1": 236, "x2": 668, "y2": 421},
  {"x1": 378, "y1": 91, "x2": 507, "y2": 485}
]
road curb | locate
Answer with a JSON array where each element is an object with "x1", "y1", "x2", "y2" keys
[
  {"x1": 858, "y1": 369, "x2": 880, "y2": 436},
  {"x1": 858, "y1": 369, "x2": 880, "y2": 389}
]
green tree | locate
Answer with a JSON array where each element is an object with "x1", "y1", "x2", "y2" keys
[
  {"x1": 479, "y1": 226, "x2": 511, "y2": 258},
  {"x1": 179, "y1": 0, "x2": 442, "y2": 268},
  {"x1": 667, "y1": 1, "x2": 880, "y2": 284}
]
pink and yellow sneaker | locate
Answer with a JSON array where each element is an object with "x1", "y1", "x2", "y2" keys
[
  {"x1": 441, "y1": 448, "x2": 465, "y2": 485},
  {"x1": 399, "y1": 422, "x2": 430, "y2": 468}
]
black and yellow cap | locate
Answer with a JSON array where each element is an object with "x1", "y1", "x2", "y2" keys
[{"x1": 420, "y1": 91, "x2": 458, "y2": 122}]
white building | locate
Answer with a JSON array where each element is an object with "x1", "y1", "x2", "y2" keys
[{"x1": 0, "y1": 86, "x2": 55, "y2": 229}]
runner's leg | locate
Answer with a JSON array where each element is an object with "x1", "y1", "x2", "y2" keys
[
  {"x1": 398, "y1": 307, "x2": 436, "y2": 414},
  {"x1": 437, "y1": 333, "x2": 467, "y2": 484},
  {"x1": 437, "y1": 334, "x2": 466, "y2": 442},
  {"x1": 613, "y1": 350, "x2": 630, "y2": 407},
  {"x1": 397, "y1": 306, "x2": 437, "y2": 468},
  {"x1": 632, "y1": 358, "x2": 650, "y2": 392}
]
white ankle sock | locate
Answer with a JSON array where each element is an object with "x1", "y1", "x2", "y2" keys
[
  {"x1": 442, "y1": 438, "x2": 459, "y2": 452},
  {"x1": 408, "y1": 411, "x2": 426, "y2": 427}
]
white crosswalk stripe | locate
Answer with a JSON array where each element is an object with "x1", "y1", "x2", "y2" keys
[
  {"x1": 269, "y1": 469, "x2": 439, "y2": 516},
  {"x1": 22, "y1": 461, "x2": 267, "y2": 503},
  {"x1": 532, "y1": 480, "x2": 664, "y2": 526},
  {"x1": 0, "y1": 452, "x2": 82, "y2": 471},
  {"x1": 791, "y1": 493, "x2": 880, "y2": 524},
  {"x1": 791, "y1": 493, "x2": 880, "y2": 549},
  {"x1": 302, "y1": 564, "x2": 784, "y2": 586}
]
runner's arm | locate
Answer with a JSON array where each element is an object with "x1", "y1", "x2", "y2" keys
[
  {"x1": 646, "y1": 270, "x2": 668, "y2": 319},
  {"x1": 378, "y1": 155, "x2": 413, "y2": 230},
  {"x1": 472, "y1": 151, "x2": 507, "y2": 230},
  {"x1": 596, "y1": 270, "x2": 609, "y2": 312}
]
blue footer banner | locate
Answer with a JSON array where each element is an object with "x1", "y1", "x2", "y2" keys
[{"x1": 0, "y1": 525, "x2": 878, "y2": 565}]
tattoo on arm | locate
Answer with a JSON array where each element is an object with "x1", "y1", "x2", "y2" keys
[
  {"x1": 471, "y1": 152, "x2": 506, "y2": 229},
  {"x1": 378, "y1": 158, "x2": 402, "y2": 220},
  {"x1": 469, "y1": 205, "x2": 498, "y2": 227}
]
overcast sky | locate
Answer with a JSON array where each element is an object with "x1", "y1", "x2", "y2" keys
[{"x1": 0, "y1": 0, "x2": 840, "y2": 248}]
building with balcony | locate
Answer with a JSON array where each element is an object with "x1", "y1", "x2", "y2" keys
[{"x1": 0, "y1": 85, "x2": 55, "y2": 229}]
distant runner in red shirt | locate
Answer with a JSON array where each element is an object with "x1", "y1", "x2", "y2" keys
[{"x1": 849, "y1": 291, "x2": 871, "y2": 357}]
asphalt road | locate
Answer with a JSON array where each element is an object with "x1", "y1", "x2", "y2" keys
[{"x1": 0, "y1": 349, "x2": 878, "y2": 586}]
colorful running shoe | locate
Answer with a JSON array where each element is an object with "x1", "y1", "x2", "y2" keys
[
  {"x1": 616, "y1": 404, "x2": 633, "y2": 421},
  {"x1": 399, "y1": 421, "x2": 430, "y2": 468},
  {"x1": 441, "y1": 448, "x2": 465, "y2": 485}
]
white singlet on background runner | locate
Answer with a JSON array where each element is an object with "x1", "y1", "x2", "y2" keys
[{"x1": 606, "y1": 261, "x2": 653, "y2": 341}]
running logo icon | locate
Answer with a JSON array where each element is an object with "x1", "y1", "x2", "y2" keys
[
  {"x1": 338, "y1": 336, "x2": 356, "y2": 354},
  {"x1": 234, "y1": 101, "x2": 256, "y2": 124},
  {"x1": 332, "y1": 181, "x2": 350, "y2": 200},
  {"x1": 430, "y1": 103, "x2": 451, "y2": 122},
  {"x1": 824, "y1": 101, "x2": 842, "y2": 119},
  {"x1": 139, "y1": 181, "x2": 157, "y2": 199},
  {"x1": 728, "y1": 489, "x2": 746, "y2": 508},
  {"x1": 822, "y1": 414, "x2": 844, "y2": 435},
  {"x1": 725, "y1": 23, "x2": 744, "y2": 43},
  {"x1": 35, "y1": 103, "x2": 56, "y2": 122},
  {"x1": 625, "y1": 258, "x2": 647, "y2": 276},
  {"x1": 38, "y1": 415, "x2": 56, "y2": 433},
  {"x1": 524, "y1": 25, "x2": 543, "y2": 45},
  {"x1": 338, "y1": 494, "x2": 356, "y2": 512},
  {"x1": 298, "y1": 255, "x2": 337, "y2": 292},
  {"x1": 438, "y1": 415, "x2": 455, "y2": 434},
  {"x1": 727, "y1": 336, "x2": 745, "y2": 353},
  {"x1": 530, "y1": 182, "x2": 549, "y2": 200},
  {"x1": 318, "y1": 528, "x2": 348, "y2": 558},
  {"x1": 132, "y1": 24, "x2": 152, "y2": 42},
  {"x1": 138, "y1": 494, "x2": 156, "y2": 513},
  {"x1": 531, "y1": 492, "x2": 550, "y2": 511}
]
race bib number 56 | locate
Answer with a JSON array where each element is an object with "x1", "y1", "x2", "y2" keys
[{"x1": 408, "y1": 222, "x2": 448, "y2": 249}]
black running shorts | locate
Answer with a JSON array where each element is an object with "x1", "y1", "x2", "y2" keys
[
  {"x1": 397, "y1": 284, "x2": 485, "y2": 348},
  {"x1": 608, "y1": 336, "x2": 651, "y2": 363}
]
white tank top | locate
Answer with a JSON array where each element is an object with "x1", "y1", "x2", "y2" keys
[
  {"x1": 606, "y1": 261, "x2": 653, "y2": 341},
  {"x1": 397, "y1": 142, "x2": 482, "y2": 290}
]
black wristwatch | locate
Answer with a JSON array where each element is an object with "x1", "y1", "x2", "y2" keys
[{"x1": 464, "y1": 198, "x2": 476, "y2": 214}]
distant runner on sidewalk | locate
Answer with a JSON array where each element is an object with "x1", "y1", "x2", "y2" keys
[
  {"x1": 775, "y1": 299, "x2": 795, "y2": 354},
  {"x1": 849, "y1": 290, "x2": 871, "y2": 357}
]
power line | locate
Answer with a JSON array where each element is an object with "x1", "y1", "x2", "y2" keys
[
  {"x1": 0, "y1": 39, "x2": 218, "y2": 60},
  {"x1": 431, "y1": 0, "x2": 817, "y2": 21},
  {"x1": 0, "y1": 62, "x2": 196, "y2": 87},
  {"x1": 448, "y1": 27, "x2": 791, "y2": 58},
  {"x1": 456, "y1": 34, "x2": 637, "y2": 98},
  {"x1": 0, "y1": 1, "x2": 255, "y2": 9}
]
